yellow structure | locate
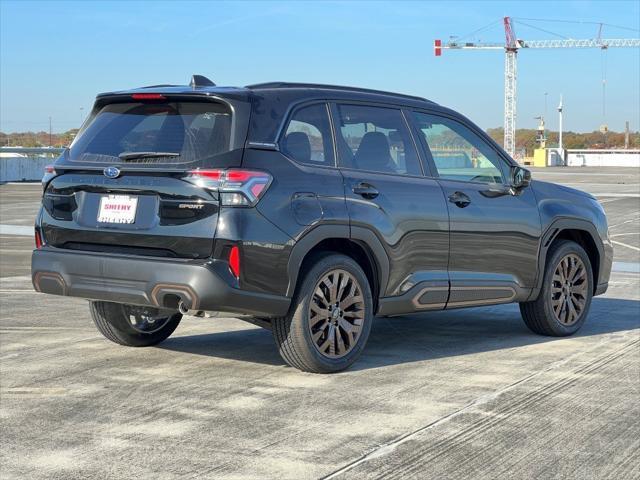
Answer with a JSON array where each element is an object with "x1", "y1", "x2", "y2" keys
[{"x1": 533, "y1": 148, "x2": 547, "y2": 167}]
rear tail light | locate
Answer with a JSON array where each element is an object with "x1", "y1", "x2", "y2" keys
[
  {"x1": 184, "y1": 169, "x2": 272, "y2": 206},
  {"x1": 44, "y1": 165, "x2": 56, "y2": 174},
  {"x1": 228, "y1": 245, "x2": 240, "y2": 279},
  {"x1": 35, "y1": 228, "x2": 44, "y2": 249}
]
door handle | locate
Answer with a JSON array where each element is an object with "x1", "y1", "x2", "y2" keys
[
  {"x1": 352, "y1": 182, "x2": 379, "y2": 199},
  {"x1": 448, "y1": 191, "x2": 471, "y2": 208}
]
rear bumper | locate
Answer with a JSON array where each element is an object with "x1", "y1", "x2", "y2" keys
[{"x1": 31, "y1": 247, "x2": 290, "y2": 317}]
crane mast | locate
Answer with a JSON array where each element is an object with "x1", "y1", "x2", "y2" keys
[
  {"x1": 435, "y1": 17, "x2": 640, "y2": 158},
  {"x1": 503, "y1": 17, "x2": 518, "y2": 159}
]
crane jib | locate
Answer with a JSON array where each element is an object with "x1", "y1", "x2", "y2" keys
[{"x1": 433, "y1": 18, "x2": 639, "y2": 157}]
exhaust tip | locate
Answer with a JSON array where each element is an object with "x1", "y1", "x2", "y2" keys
[{"x1": 178, "y1": 300, "x2": 190, "y2": 315}]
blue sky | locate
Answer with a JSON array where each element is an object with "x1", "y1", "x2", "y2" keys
[{"x1": 1, "y1": 0, "x2": 638, "y2": 133}]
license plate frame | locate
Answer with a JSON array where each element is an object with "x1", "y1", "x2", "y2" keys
[{"x1": 97, "y1": 194, "x2": 138, "y2": 224}]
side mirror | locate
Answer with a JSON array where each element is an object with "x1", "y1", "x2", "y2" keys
[{"x1": 510, "y1": 165, "x2": 531, "y2": 190}]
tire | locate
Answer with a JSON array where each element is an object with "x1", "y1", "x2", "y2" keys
[
  {"x1": 90, "y1": 301, "x2": 182, "y2": 347},
  {"x1": 272, "y1": 253, "x2": 374, "y2": 373},
  {"x1": 520, "y1": 240, "x2": 593, "y2": 336}
]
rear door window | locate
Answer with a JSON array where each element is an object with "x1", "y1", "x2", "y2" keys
[
  {"x1": 334, "y1": 104, "x2": 422, "y2": 176},
  {"x1": 69, "y1": 101, "x2": 232, "y2": 165},
  {"x1": 280, "y1": 103, "x2": 334, "y2": 166}
]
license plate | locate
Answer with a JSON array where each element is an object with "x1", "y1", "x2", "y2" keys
[{"x1": 97, "y1": 195, "x2": 138, "y2": 224}]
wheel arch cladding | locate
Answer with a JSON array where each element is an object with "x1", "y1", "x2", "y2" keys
[
  {"x1": 550, "y1": 229, "x2": 600, "y2": 292},
  {"x1": 540, "y1": 220, "x2": 603, "y2": 295},
  {"x1": 302, "y1": 239, "x2": 379, "y2": 304},
  {"x1": 286, "y1": 227, "x2": 389, "y2": 311}
]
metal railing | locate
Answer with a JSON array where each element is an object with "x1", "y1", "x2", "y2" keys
[
  {"x1": 0, "y1": 147, "x2": 65, "y2": 182},
  {"x1": 1, "y1": 147, "x2": 65, "y2": 156}
]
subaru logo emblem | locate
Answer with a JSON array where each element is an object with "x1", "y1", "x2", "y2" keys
[{"x1": 103, "y1": 166, "x2": 121, "y2": 179}]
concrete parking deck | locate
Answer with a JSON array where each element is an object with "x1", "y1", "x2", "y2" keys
[{"x1": 1, "y1": 167, "x2": 638, "y2": 479}]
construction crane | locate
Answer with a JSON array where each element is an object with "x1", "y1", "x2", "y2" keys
[{"x1": 434, "y1": 17, "x2": 640, "y2": 158}]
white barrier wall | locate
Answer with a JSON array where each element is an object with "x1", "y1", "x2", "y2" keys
[
  {"x1": 566, "y1": 150, "x2": 640, "y2": 167},
  {"x1": 0, "y1": 156, "x2": 50, "y2": 182},
  {"x1": 2, "y1": 150, "x2": 638, "y2": 182}
]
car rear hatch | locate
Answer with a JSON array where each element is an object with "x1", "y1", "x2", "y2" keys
[{"x1": 41, "y1": 91, "x2": 251, "y2": 259}]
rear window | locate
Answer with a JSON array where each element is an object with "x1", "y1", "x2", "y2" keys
[{"x1": 68, "y1": 101, "x2": 232, "y2": 165}]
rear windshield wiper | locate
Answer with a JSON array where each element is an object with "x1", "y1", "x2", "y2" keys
[{"x1": 118, "y1": 151, "x2": 181, "y2": 161}]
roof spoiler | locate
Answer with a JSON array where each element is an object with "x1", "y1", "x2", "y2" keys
[{"x1": 190, "y1": 74, "x2": 216, "y2": 88}]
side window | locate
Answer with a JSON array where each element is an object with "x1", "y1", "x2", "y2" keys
[
  {"x1": 412, "y1": 112, "x2": 506, "y2": 184},
  {"x1": 335, "y1": 104, "x2": 422, "y2": 176},
  {"x1": 281, "y1": 104, "x2": 334, "y2": 166}
]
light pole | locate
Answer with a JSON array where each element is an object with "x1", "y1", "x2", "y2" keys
[
  {"x1": 49, "y1": 116, "x2": 52, "y2": 147},
  {"x1": 557, "y1": 95, "x2": 564, "y2": 165},
  {"x1": 544, "y1": 92, "x2": 548, "y2": 142}
]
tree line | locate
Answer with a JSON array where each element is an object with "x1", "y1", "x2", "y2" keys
[
  {"x1": 487, "y1": 127, "x2": 639, "y2": 156},
  {"x1": 1, "y1": 127, "x2": 638, "y2": 155},
  {"x1": 1, "y1": 130, "x2": 79, "y2": 148}
]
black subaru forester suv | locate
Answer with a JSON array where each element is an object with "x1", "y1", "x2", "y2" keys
[{"x1": 32, "y1": 75, "x2": 613, "y2": 373}]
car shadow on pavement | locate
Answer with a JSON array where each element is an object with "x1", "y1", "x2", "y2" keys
[{"x1": 158, "y1": 297, "x2": 640, "y2": 370}]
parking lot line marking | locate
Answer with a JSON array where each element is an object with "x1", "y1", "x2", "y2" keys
[
  {"x1": 595, "y1": 194, "x2": 640, "y2": 198},
  {"x1": 1, "y1": 326, "x2": 80, "y2": 331},
  {"x1": 612, "y1": 261, "x2": 640, "y2": 273},
  {"x1": 0, "y1": 289, "x2": 38, "y2": 293},
  {"x1": 610, "y1": 218, "x2": 640, "y2": 229},
  {"x1": 0, "y1": 275, "x2": 32, "y2": 281},
  {"x1": 0, "y1": 182, "x2": 40, "y2": 185},
  {"x1": 563, "y1": 183, "x2": 640, "y2": 187},
  {"x1": 531, "y1": 172, "x2": 632, "y2": 176},
  {"x1": 0, "y1": 225, "x2": 33, "y2": 236},
  {"x1": 611, "y1": 240, "x2": 640, "y2": 252},
  {"x1": 608, "y1": 281, "x2": 637, "y2": 286}
]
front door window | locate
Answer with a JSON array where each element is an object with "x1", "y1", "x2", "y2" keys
[{"x1": 412, "y1": 112, "x2": 505, "y2": 184}]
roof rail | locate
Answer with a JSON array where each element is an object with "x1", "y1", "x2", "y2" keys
[{"x1": 245, "y1": 82, "x2": 431, "y2": 103}]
